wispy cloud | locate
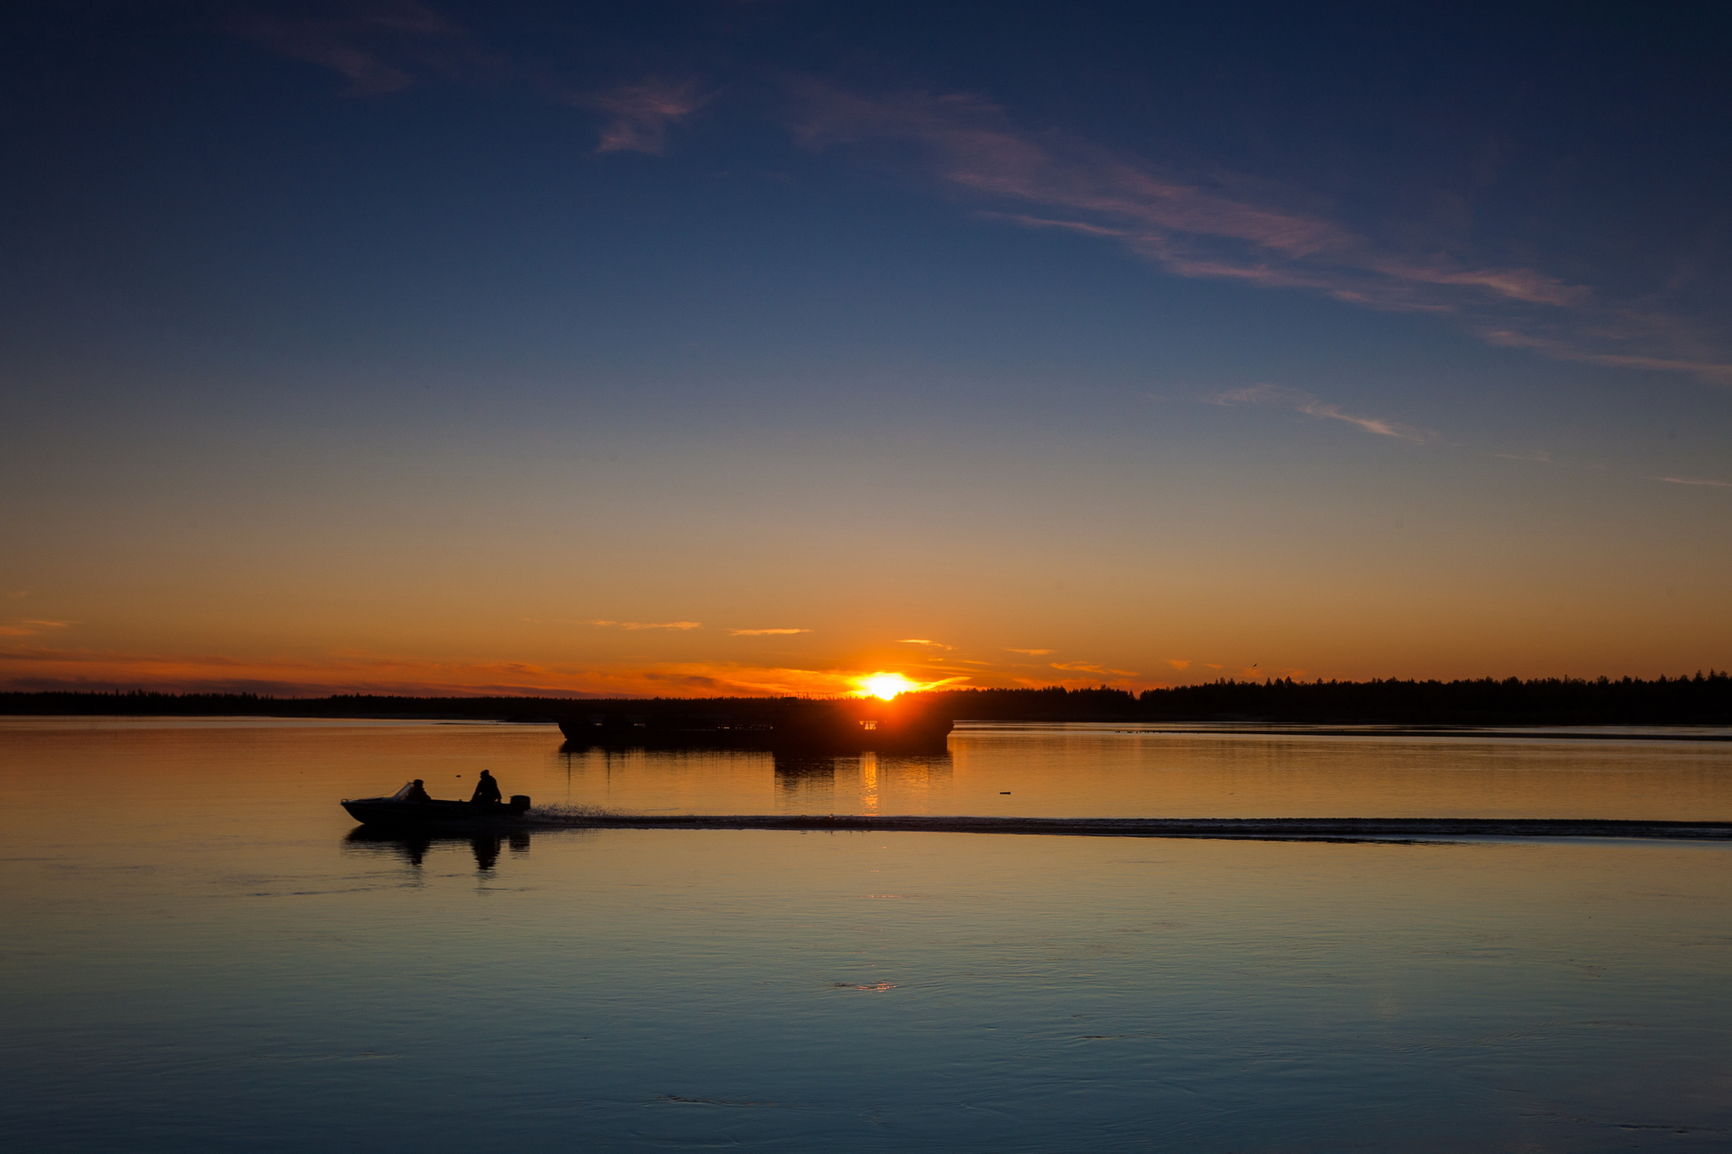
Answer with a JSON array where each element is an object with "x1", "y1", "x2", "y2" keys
[
  {"x1": 1210, "y1": 383, "x2": 1434, "y2": 443},
  {"x1": 790, "y1": 82, "x2": 1728, "y2": 384},
  {"x1": 791, "y1": 85, "x2": 1581, "y2": 308},
  {"x1": 1051, "y1": 660, "x2": 1138, "y2": 677},
  {"x1": 1649, "y1": 475, "x2": 1732, "y2": 488},
  {"x1": 728, "y1": 627, "x2": 812, "y2": 636},
  {"x1": 978, "y1": 212, "x2": 1128, "y2": 239},
  {"x1": 1166, "y1": 658, "x2": 1191, "y2": 670},
  {"x1": 234, "y1": 0, "x2": 470, "y2": 95},
  {"x1": 584, "y1": 619, "x2": 703, "y2": 631},
  {"x1": 0, "y1": 619, "x2": 73, "y2": 638},
  {"x1": 1005, "y1": 647, "x2": 1053, "y2": 656},
  {"x1": 1481, "y1": 329, "x2": 1732, "y2": 386},
  {"x1": 1213, "y1": 386, "x2": 1729, "y2": 493},
  {"x1": 580, "y1": 77, "x2": 710, "y2": 155},
  {"x1": 1491, "y1": 448, "x2": 1555, "y2": 464},
  {"x1": 897, "y1": 638, "x2": 955, "y2": 650}
]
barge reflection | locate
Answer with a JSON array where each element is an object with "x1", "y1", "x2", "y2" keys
[
  {"x1": 773, "y1": 749, "x2": 953, "y2": 813},
  {"x1": 343, "y1": 826, "x2": 533, "y2": 873},
  {"x1": 555, "y1": 744, "x2": 954, "y2": 815}
]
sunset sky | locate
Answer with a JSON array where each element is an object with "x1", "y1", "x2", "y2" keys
[{"x1": 4, "y1": 1, "x2": 1730, "y2": 697}]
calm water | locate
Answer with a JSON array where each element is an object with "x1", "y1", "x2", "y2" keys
[{"x1": 2, "y1": 717, "x2": 1730, "y2": 1152}]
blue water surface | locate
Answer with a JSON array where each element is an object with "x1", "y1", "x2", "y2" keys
[{"x1": 2, "y1": 718, "x2": 1729, "y2": 1152}]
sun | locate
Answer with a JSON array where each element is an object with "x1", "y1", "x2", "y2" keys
[{"x1": 855, "y1": 672, "x2": 917, "y2": 701}]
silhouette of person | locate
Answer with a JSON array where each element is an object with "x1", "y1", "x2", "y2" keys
[
  {"x1": 470, "y1": 769, "x2": 502, "y2": 805},
  {"x1": 402, "y1": 779, "x2": 431, "y2": 803}
]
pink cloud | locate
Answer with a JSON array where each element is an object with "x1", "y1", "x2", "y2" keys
[
  {"x1": 788, "y1": 83, "x2": 1732, "y2": 384},
  {"x1": 789, "y1": 83, "x2": 1587, "y2": 316},
  {"x1": 234, "y1": 1, "x2": 465, "y2": 95},
  {"x1": 792, "y1": 85, "x2": 1348, "y2": 261},
  {"x1": 1481, "y1": 329, "x2": 1732, "y2": 386},
  {"x1": 1391, "y1": 264, "x2": 1588, "y2": 307},
  {"x1": 581, "y1": 78, "x2": 710, "y2": 156}
]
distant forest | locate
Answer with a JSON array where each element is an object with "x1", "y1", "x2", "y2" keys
[{"x1": 4, "y1": 672, "x2": 1730, "y2": 725}]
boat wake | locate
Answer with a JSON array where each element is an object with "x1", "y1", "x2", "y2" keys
[{"x1": 521, "y1": 810, "x2": 1732, "y2": 843}]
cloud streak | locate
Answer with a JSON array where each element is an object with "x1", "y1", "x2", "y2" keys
[
  {"x1": 0, "y1": 619, "x2": 73, "y2": 638},
  {"x1": 790, "y1": 85, "x2": 1580, "y2": 307},
  {"x1": 729, "y1": 627, "x2": 812, "y2": 636},
  {"x1": 1210, "y1": 383, "x2": 1434, "y2": 443},
  {"x1": 1650, "y1": 475, "x2": 1732, "y2": 488},
  {"x1": 790, "y1": 82, "x2": 1729, "y2": 384},
  {"x1": 1481, "y1": 330, "x2": 1732, "y2": 386},
  {"x1": 584, "y1": 619, "x2": 703, "y2": 631},
  {"x1": 235, "y1": 0, "x2": 471, "y2": 95},
  {"x1": 1051, "y1": 660, "x2": 1138, "y2": 677}
]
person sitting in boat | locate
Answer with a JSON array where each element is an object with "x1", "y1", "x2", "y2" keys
[
  {"x1": 392, "y1": 779, "x2": 432, "y2": 803},
  {"x1": 470, "y1": 769, "x2": 503, "y2": 805}
]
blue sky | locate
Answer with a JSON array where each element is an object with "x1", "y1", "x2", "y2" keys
[{"x1": 3, "y1": 0, "x2": 1729, "y2": 696}]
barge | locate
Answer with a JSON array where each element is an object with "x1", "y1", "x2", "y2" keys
[{"x1": 556, "y1": 695, "x2": 953, "y2": 752}]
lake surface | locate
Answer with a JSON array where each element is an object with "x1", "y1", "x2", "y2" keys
[{"x1": 3, "y1": 717, "x2": 1730, "y2": 1151}]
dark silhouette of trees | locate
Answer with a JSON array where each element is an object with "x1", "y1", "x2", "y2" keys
[{"x1": 1129, "y1": 672, "x2": 1732, "y2": 725}]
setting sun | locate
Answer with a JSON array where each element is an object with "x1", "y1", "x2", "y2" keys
[{"x1": 855, "y1": 672, "x2": 917, "y2": 700}]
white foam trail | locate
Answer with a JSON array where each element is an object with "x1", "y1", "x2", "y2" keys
[{"x1": 522, "y1": 812, "x2": 1732, "y2": 842}]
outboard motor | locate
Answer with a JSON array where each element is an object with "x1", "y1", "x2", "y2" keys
[{"x1": 508, "y1": 794, "x2": 532, "y2": 814}]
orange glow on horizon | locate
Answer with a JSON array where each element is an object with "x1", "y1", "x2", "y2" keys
[{"x1": 0, "y1": 646, "x2": 998, "y2": 701}]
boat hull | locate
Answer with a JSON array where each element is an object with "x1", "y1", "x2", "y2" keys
[{"x1": 341, "y1": 796, "x2": 530, "y2": 828}]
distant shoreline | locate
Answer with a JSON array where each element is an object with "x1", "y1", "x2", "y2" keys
[
  {"x1": 2, "y1": 675, "x2": 1728, "y2": 729},
  {"x1": 6, "y1": 713, "x2": 1731, "y2": 741}
]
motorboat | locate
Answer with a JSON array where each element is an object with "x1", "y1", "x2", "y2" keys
[{"x1": 341, "y1": 781, "x2": 532, "y2": 828}]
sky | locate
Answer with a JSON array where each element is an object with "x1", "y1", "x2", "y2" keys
[{"x1": 3, "y1": 0, "x2": 1730, "y2": 698}]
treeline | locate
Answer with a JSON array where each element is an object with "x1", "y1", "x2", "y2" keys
[
  {"x1": 2, "y1": 673, "x2": 1729, "y2": 725},
  {"x1": 928, "y1": 673, "x2": 1732, "y2": 725},
  {"x1": 0, "y1": 690, "x2": 579, "y2": 721}
]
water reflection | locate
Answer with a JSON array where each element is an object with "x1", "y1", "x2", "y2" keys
[
  {"x1": 8, "y1": 719, "x2": 1732, "y2": 1153},
  {"x1": 343, "y1": 826, "x2": 532, "y2": 873},
  {"x1": 554, "y1": 742, "x2": 954, "y2": 815},
  {"x1": 774, "y1": 749, "x2": 953, "y2": 813}
]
